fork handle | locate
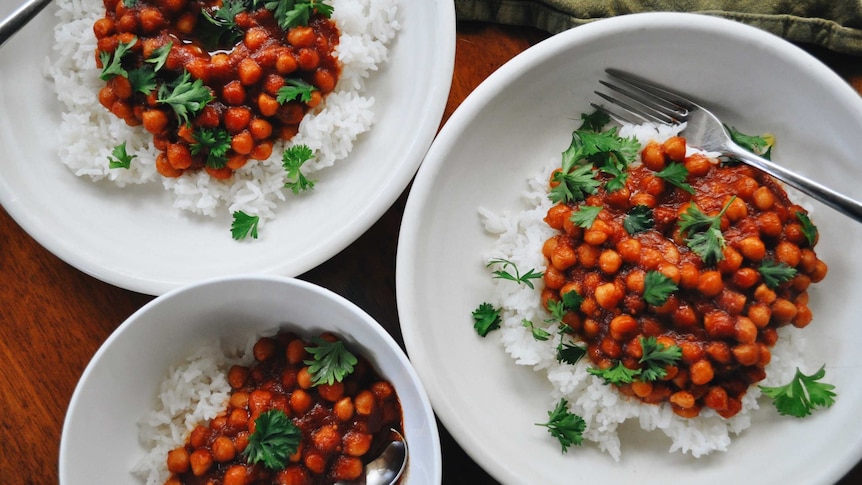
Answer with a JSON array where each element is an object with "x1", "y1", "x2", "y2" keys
[
  {"x1": 725, "y1": 142, "x2": 862, "y2": 224},
  {"x1": 0, "y1": 0, "x2": 53, "y2": 49}
]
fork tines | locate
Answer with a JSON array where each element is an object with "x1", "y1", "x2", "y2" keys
[{"x1": 594, "y1": 69, "x2": 692, "y2": 126}]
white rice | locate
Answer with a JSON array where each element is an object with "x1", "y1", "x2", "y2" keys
[
  {"x1": 130, "y1": 335, "x2": 260, "y2": 485},
  {"x1": 46, "y1": 0, "x2": 400, "y2": 225},
  {"x1": 479, "y1": 122, "x2": 809, "y2": 460}
]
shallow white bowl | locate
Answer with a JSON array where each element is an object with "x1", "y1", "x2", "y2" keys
[
  {"x1": 0, "y1": 0, "x2": 455, "y2": 296},
  {"x1": 397, "y1": 12, "x2": 862, "y2": 485},
  {"x1": 60, "y1": 276, "x2": 441, "y2": 484}
]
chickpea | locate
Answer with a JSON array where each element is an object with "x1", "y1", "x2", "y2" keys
[
  {"x1": 331, "y1": 456, "x2": 365, "y2": 481},
  {"x1": 747, "y1": 303, "x2": 771, "y2": 328},
  {"x1": 723, "y1": 196, "x2": 748, "y2": 222},
  {"x1": 704, "y1": 386, "x2": 729, "y2": 411},
  {"x1": 752, "y1": 186, "x2": 775, "y2": 210},
  {"x1": 731, "y1": 343, "x2": 761, "y2": 366},
  {"x1": 609, "y1": 315, "x2": 638, "y2": 341},
  {"x1": 577, "y1": 244, "x2": 600, "y2": 268},
  {"x1": 598, "y1": 250, "x2": 622, "y2": 274},
  {"x1": 544, "y1": 204, "x2": 570, "y2": 230},
  {"x1": 753, "y1": 283, "x2": 776, "y2": 304},
  {"x1": 684, "y1": 154, "x2": 712, "y2": 177},
  {"x1": 253, "y1": 337, "x2": 277, "y2": 362},
  {"x1": 696, "y1": 270, "x2": 723, "y2": 297},
  {"x1": 616, "y1": 238, "x2": 641, "y2": 263},
  {"x1": 737, "y1": 237, "x2": 766, "y2": 261},
  {"x1": 223, "y1": 465, "x2": 248, "y2": 485},
  {"x1": 734, "y1": 316, "x2": 758, "y2": 344},
  {"x1": 318, "y1": 381, "x2": 345, "y2": 402},
  {"x1": 258, "y1": 93, "x2": 280, "y2": 117},
  {"x1": 343, "y1": 430, "x2": 373, "y2": 457},
  {"x1": 227, "y1": 365, "x2": 249, "y2": 389},
  {"x1": 231, "y1": 131, "x2": 254, "y2": 155},
  {"x1": 631, "y1": 380, "x2": 653, "y2": 398},
  {"x1": 543, "y1": 265, "x2": 566, "y2": 290},
  {"x1": 732, "y1": 267, "x2": 759, "y2": 289},
  {"x1": 717, "y1": 289, "x2": 747, "y2": 315},
  {"x1": 334, "y1": 397, "x2": 355, "y2": 421},
  {"x1": 662, "y1": 136, "x2": 687, "y2": 162},
  {"x1": 166, "y1": 447, "x2": 190, "y2": 474},
  {"x1": 704, "y1": 310, "x2": 734, "y2": 339},
  {"x1": 212, "y1": 436, "x2": 237, "y2": 462},
  {"x1": 641, "y1": 142, "x2": 666, "y2": 170},
  {"x1": 672, "y1": 305, "x2": 697, "y2": 328},
  {"x1": 142, "y1": 109, "x2": 169, "y2": 134},
  {"x1": 594, "y1": 282, "x2": 621, "y2": 310},
  {"x1": 189, "y1": 425, "x2": 210, "y2": 448},
  {"x1": 189, "y1": 449, "x2": 213, "y2": 476},
  {"x1": 771, "y1": 298, "x2": 798, "y2": 324},
  {"x1": 248, "y1": 389, "x2": 273, "y2": 414},
  {"x1": 551, "y1": 244, "x2": 577, "y2": 271},
  {"x1": 689, "y1": 359, "x2": 715, "y2": 385},
  {"x1": 639, "y1": 247, "x2": 664, "y2": 270},
  {"x1": 297, "y1": 47, "x2": 320, "y2": 70},
  {"x1": 706, "y1": 341, "x2": 731, "y2": 364},
  {"x1": 678, "y1": 262, "x2": 700, "y2": 289},
  {"x1": 285, "y1": 338, "x2": 307, "y2": 364},
  {"x1": 229, "y1": 391, "x2": 249, "y2": 409},
  {"x1": 809, "y1": 259, "x2": 828, "y2": 282},
  {"x1": 717, "y1": 247, "x2": 742, "y2": 273},
  {"x1": 669, "y1": 391, "x2": 695, "y2": 409},
  {"x1": 757, "y1": 212, "x2": 783, "y2": 237},
  {"x1": 794, "y1": 304, "x2": 813, "y2": 328},
  {"x1": 629, "y1": 192, "x2": 656, "y2": 208},
  {"x1": 354, "y1": 390, "x2": 376, "y2": 416},
  {"x1": 311, "y1": 425, "x2": 341, "y2": 453},
  {"x1": 625, "y1": 269, "x2": 645, "y2": 294},
  {"x1": 290, "y1": 389, "x2": 313, "y2": 415}
]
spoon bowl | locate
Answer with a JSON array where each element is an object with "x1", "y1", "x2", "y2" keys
[{"x1": 336, "y1": 429, "x2": 408, "y2": 485}]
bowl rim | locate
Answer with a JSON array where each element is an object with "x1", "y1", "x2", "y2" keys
[{"x1": 59, "y1": 274, "x2": 442, "y2": 484}]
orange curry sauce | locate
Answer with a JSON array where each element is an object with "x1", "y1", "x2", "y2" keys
[
  {"x1": 541, "y1": 137, "x2": 827, "y2": 418},
  {"x1": 93, "y1": 0, "x2": 340, "y2": 179}
]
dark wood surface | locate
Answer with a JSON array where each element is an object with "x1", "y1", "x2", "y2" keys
[{"x1": 1, "y1": 21, "x2": 860, "y2": 484}]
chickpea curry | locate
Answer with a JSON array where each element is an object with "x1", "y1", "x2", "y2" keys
[
  {"x1": 93, "y1": 0, "x2": 340, "y2": 179},
  {"x1": 539, "y1": 125, "x2": 827, "y2": 419},
  {"x1": 164, "y1": 332, "x2": 404, "y2": 485}
]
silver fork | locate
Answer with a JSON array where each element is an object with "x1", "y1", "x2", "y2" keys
[{"x1": 594, "y1": 68, "x2": 862, "y2": 224}]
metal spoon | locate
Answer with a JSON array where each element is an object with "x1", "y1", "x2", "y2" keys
[
  {"x1": 336, "y1": 429, "x2": 408, "y2": 485},
  {"x1": 0, "y1": 0, "x2": 53, "y2": 49}
]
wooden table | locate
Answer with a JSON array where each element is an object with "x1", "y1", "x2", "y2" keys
[{"x1": 2, "y1": 21, "x2": 861, "y2": 484}]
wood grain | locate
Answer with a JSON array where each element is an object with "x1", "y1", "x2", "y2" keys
[{"x1": 1, "y1": 21, "x2": 860, "y2": 484}]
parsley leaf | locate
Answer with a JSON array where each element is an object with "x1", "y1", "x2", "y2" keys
[
  {"x1": 560, "y1": 289, "x2": 584, "y2": 312},
  {"x1": 108, "y1": 142, "x2": 135, "y2": 169},
  {"x1": 569, "y1": 205, "x2": 602, "y2": 229},
  {"x1": 678, "y1": 197, "x2": 736, "y2": 265},
  {"x1": 522, "y1": 319, "x2": 551, "y2": 341},
  {"x1": 726, "y1": 125, "x2": 774, "y2": 159},
  {"x1": 623, "y1": 204, "x2": 654, "y2": 234},
  {"x1": 145, "y1": 42, "x2": 172, "y2": 72},
  {"x1": 191, "y1": 127, "x2": 232, "y2": 168},
  {"x1": 127, "y1": 67, "x2": 157, "y2": 95},
  {"x1": 643, "y1": 271, "x2": 678, "y2": 306},
  {"x1": 157, "y1": 71, "x2": 213, "y2": 125},
  {"x1": 231, "y1": 211, "x2": 260, "y2": 240},
  {"x1": 577, "y1": 110, "x2": 610, "y2": 132},
  {"x1": 759, "y1": 260, "x2": 798, "y2": 289},
  {"x1": 243, "y1": 409, "x2": 301, "y2": 470},
  {"x1": 759, "y1": 365, "x2": 836, "y2": 418},
  {"x1": 557, "y1": 341, "x2": 586, "y2": 365},
  {"x1": 655, "y1": 162, "x2": 694, "y2": 194},
  {"x1": 99, "y1": 37, "x2": 137, "y2": 81},
  {"x1": 282, "y1": 144, "x2": 316, "y2": 194},
  {"x1": 200, "y1": 0, "x2": 246, "y2": 48},
  {"x1": 597, "y1": 157, "x2": 628, "y2": 192},
  {"x1": 638, "y1": 336, "x2": 682, "y2": 381},
  {"x1": 549, "y1": 163, "x2": 601, "y2": 204},
  {"x1": 536, "y1": 399, "x2": 585, "y2": 453},
  {"x1": 277, "y1": 78, "x2": 318, "y2": 104},
  {"x1": 303, "y1": 336, "x2": 359, "y2": 386},
  {"x1": 266, "y1": 0, "x2": 334, "y2": 30},
  {"x1": 588, "y1": 361, "x2": 640, "y2": 385},
  {"x1": 472, "y1": 302, "x2": 501, "y2": 337},
  {"x1": 487, "y1": 258, "x2": 543, "y2": 289},
  {"x1": 796, "y1": 211, "x2": 819, "y2": 247}
]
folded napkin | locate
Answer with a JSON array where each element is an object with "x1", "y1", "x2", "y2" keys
[{"x1": 454, "y1": 0, "x2": 862, "y2": 54}]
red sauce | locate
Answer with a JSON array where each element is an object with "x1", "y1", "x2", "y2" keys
[
  {"x1": 541, "y1": 138, "x2": 828, "y2": 418},
  {"x1": 93, "y1": 0, "x2": 340, "y2": 179}
]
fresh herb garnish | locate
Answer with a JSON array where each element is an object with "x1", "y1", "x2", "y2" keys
[
  {"x1": 108, "y1": 142, "x2": 135, "y2": 169},
  {"x1": 266, "y1": 0, "x2": 334, "y2": 30},
  {"x1": 99, "y1": 37, "x2": 137, "y2": 81},
  {"x1": 277, "y1": 78, "x2": 318, "y2": 104},
  {"x1": 759, "y1": 260, "x2": 798, "y2": 289},
  {"x1": 145, "y1": 42, "x2": 172, "y2": 72},
  {"x1": 655, "y1": 162, "x2": 694, "y2": 194},
  {"x1": 623, "y1": 204, "x2": 654, "y2": 234},
  {"x1": 638, "y1": 336, "x2": 682, "y2": 381},
  {"x1": 282, "y1": 144, "x2": 316, "y2": 193},
  {"x1": 522, "y1": 319, "x2": 552, "y2": 341},
  {"x1": 487, "y1": 258, "x2": 543, "y2": 289},
  {"x1": 643, "y1": 270, "x2": 678, "y2": 306},
  {"x1": 243, "y1": 409, "x2": 301, "y2": 470},
  {"x1": 536, "y1": 399, "x2": 586, "y2": 453},
  {"x1": 677, "y1": 197, "x2": 736, "y2": 265},
  {"x1": 569, "y1": 205, "x2": 602, "y2": 229},
  {"x1": 127, "y1": 67, "x2": 157, "y2": 95},
  {"x1": 557, "y1": 341, "x2": 587, "y2": 365},
  {"x1": 759, "y1": 365, "x2": 836, "y2": 418},
  {"x1": 303, "y1": 336, "x2": 359, "y2": 386},
  {"x1": 231, "y1": 211, "x2": 260, "y2": 240},
  {"x1": 191, "y1": 127, "x2": 232, "y2": 168},
  {"x1": 472, "y1": 302, "x2": 501, "y2": 337},
  {"x1": 157, "y1": 71, "x2": 213, "y2": 125},
  {"x1": 588, "y1": 361, "x2": 640, "y2": 385},
  {"x1": 550, "y1": 128, "x2": 639, "y2": 204},
  {"x1": 726, "y1": 125, "x2": 773, "y2": 159},
  {"x1": 577, "y1": 110, "x2": 611, "y2": 132},
  {"x1": 796, "y1": 211, "x2": 819, "y2": 246}
]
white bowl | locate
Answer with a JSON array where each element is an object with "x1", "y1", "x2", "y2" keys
[
  {"x1": 60, "y1": 276, "x2": 441, "y2": 484},
  {"x1": 397, "y1": 12, "x2": 862, "y2": 485}
]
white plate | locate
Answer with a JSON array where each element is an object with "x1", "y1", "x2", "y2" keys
[
  {"x1": 0, "y1": 0, "x2": 454, "y2": 296},
  {"x1": 397, "y1": 12, "x2": 862, "y2": 485}
]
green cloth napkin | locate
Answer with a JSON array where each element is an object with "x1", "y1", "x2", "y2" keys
[{"x1": 454, "y1": 0, "x2": 862, "y2": 54}]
